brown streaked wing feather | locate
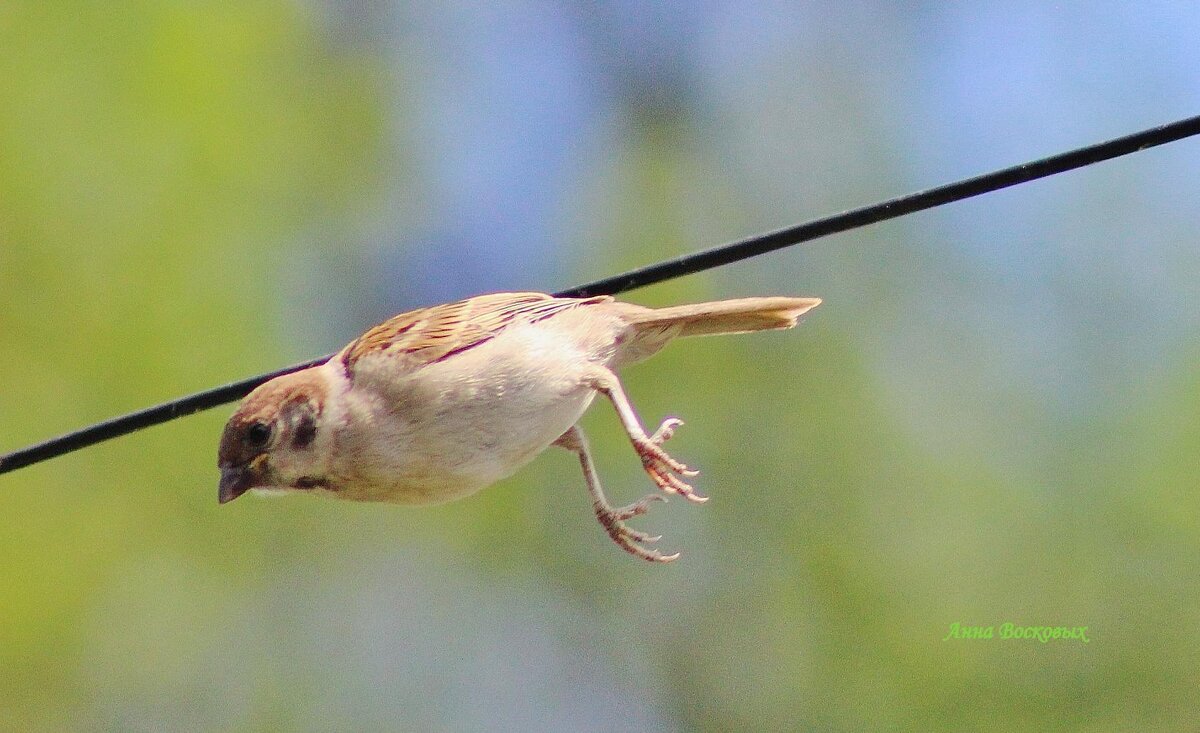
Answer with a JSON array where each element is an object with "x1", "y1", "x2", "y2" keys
[{"x1": 339, "y1": 292, "x2": 612, "y2": 373}]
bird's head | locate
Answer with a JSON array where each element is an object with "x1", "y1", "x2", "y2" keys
[{"x1": 217, "y1": 368, "x2": 333, "y2": 503}]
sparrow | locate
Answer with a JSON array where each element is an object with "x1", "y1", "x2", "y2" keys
[{"x1": 217, "y1": 291, "x2": 820, "y2": 562}]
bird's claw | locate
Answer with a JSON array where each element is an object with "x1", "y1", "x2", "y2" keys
[
  {"x1": 595, "y1": 495, "x2": 679, "y2": 563},
  {"x1": 649, "y1": 417, "x2": 684, "y2": 445},
  {"x1": 637, "y1": 418, "x2": 707, "y2": 504},
  {"x1": 610, "y1": 493, "x2": 667, "y2": 521}
]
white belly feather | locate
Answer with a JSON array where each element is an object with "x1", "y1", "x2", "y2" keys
[{"x1": 328, "y1": 319, "x2": 602, "y2": 504}]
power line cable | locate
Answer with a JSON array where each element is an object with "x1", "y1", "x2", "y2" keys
[{"x1": 3, "y1": 113, "x2": 1200, "y2": 476}]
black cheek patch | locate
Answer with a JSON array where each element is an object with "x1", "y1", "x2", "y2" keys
[{"x1": 292, "y1": 412, "x2": 317, "y2": 450}]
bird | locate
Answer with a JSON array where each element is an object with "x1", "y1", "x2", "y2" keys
[{"x1": 217, "y1": 291, "x2": 820, "y2": 562}]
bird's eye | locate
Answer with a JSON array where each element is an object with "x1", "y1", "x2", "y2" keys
[{"x1": 246, "y1": 421, "x2": 273, "y2": 448}]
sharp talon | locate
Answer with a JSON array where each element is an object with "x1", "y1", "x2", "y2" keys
[
  {"x1": 646, "y1": 471, "x2": 680, "y2": 496},
  {"x1": 624, "y1": 533, "x2": 650, "y2": 545},
  {"x1": 595, "y1": 496, "x2": 679, "y2": 561},
  {"x1": 627, "y1": 541, "x2": 677, "y2": 563},
  {"x1": 611, "y1": 493, "x2": 668, "y2": 520},
  {"x1": 643, "y1": 464, "x2": 707, "y2": 504},
  {"x1": 623, "y1": 530, "x2": 660, "y2": 544},
  {"x1": 650, "y1": 417, "x2": 685, "y2": 445}
]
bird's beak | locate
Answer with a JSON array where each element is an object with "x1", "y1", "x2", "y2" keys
[{"x1": 218, "y1": 465, "x2": 254, "y2": 504}]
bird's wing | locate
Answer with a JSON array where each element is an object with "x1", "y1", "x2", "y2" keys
[{"x1": 339, "y1": 291, "x2": 611, "y2": 374}]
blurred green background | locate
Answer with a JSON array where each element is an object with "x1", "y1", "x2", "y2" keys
[{"x1": 3, "y1": 2, "x2": 1200, "y2": 731}]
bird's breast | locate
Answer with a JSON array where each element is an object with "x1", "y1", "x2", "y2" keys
[{"x1": 330, "y1": 320, "x2": 603, "y2": 505}]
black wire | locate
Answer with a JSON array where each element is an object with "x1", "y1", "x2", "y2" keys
[
  {"x1": 561, "y1": 115, "x2": 1200, "y2": 297},
  {"x1": 3, "y1": 113, "x2": 1200, "y2": 475}
]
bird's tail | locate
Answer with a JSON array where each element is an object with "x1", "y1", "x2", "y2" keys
[{"x1": 625, "y1": 296, "x2": 821, "y2": 338}]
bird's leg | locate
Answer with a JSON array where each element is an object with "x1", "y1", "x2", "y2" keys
[
  {"x1": 584, "y1": 366, "x2": 706, "y2": 503},
  {"x1": 554, "y1": 426, "x2": 678, "y2": 563}
]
